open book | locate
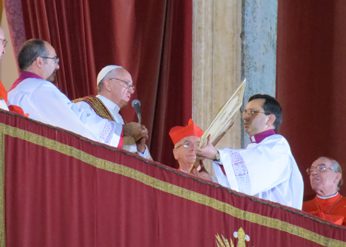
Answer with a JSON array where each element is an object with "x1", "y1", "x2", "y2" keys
[{"x1": 200, "y1": 80, "x2": 246, "y2": 147}]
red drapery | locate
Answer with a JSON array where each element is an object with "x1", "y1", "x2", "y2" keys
[
  {"x1": 1, "y1": 110, "x2": 346, "y2": 246},
  {"x1": 4, "y1": 0, "x2": 192, "y2": 166},
  {"x1": 277, "y1": 1, "x2": 346, "y2": 199}
]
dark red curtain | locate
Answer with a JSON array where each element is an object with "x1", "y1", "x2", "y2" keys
[
  {"x1": 5, "y1": 0, "x2": 192, "y2": 166},
  {"x1": 277, "y1": 1, "x2": 346, "y2": 199}
]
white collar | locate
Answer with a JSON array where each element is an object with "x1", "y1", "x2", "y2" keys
[
  {"x1": 96, "y1": 95, "x2": 120, "y2": 114},
  {"x1": 96, "y1": 95, "x2": 124, "y2": 124},
  {"x1": 317, "y1": 192, "x2": 339, "y2": 199}
]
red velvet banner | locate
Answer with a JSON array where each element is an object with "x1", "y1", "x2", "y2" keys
[{"x1": 0, "y1": 111, "x2": 345, "y2": 246}]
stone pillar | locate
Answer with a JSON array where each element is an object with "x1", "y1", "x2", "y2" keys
[
  {"x1": 242, "y1": 0, "x2": 278, "y2": 146},
  {"x1": 192, "y1": 0, "x2": 242, "y2": 149}
]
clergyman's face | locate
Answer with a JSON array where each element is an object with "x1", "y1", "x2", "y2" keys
[
  {"x1": 43, "y1": 43, "x2": 60, "y2": 82},
  {"x1": 309, "y1": 157, "x2": 341, "y2": 195},
  {"x1": 173, "y1": 136, "x2": 200, "y2": 169},
  {"x1": 242, "y1": 98, "x2": 270, "y2": 136},
  {"x1": 104, "y1": 69, "x2": 134, "y2": 108}
]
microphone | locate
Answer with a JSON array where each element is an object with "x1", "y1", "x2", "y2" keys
[{"x1": 131, "y1": 99, "x2": 142, "y2": 125}]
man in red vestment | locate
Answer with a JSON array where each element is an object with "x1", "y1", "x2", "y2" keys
[
  {"x1": 303, "y1": 156, "x2": 346, "y2": 226},
  {"x1": 169, "y1": 119, "x2": 212, "y2": 181}
]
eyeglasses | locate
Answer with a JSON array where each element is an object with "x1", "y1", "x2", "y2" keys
[
  {"x1": 241, "y1": 109, "x2": 268, "y2": 117},
  {"x1": 0, "y1": 38, "x2": 8, "y2": 47},
  {"x1": 306, "y1": 164, "x2": 335, "y2": 175},
  {"x1": 108, "y1": 78, "x2": 135, "y2": 90},
  {"x1": 41, "y1": 56, "x2": 60, "y2": 64},
  {"x1": 175, "y1": 140, "x2": 200, "y2": 149}
]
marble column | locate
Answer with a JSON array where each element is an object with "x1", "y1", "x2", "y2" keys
[{"x1": 192, "y1": 0, "x2": 242, "y2": 150}]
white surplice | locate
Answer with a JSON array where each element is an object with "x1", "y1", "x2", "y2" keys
[
  {"x1": 0, "y1": 99, "x2": 9, "y2": 111},
  {"x1": 8, "y1": 78, "x2": 122, "y2": 147},
  {"x1": 213, "y1": 134, "x2": 304, "y2": 209},
  {"x1": 75, "y1": 95, "x2": 152, "y2": 159}
]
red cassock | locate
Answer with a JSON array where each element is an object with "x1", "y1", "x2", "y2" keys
[{"x1": 303, "y1": 193, "x2": 346, "y2": 225}]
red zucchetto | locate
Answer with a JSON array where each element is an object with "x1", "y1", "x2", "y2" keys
[{"x1": 169, "y1": 119, "x2": 204, "y2": 145}]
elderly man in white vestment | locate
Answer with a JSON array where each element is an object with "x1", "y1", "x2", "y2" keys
[
  {"x1": 197, "y1": 94, "x2": 304, "y2": 209},
  {"x1": 74, "y1": 65, "x2": 152, "y2": 160},
  {"x1": 8, "y1": 39, "x2": 141, "y2": 147}
]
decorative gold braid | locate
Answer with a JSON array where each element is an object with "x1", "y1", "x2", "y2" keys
[
  {"x1": 235, "y1": 228, "x2": 247, "y2": 247},
  {"x1": 215, "y1": 234, "x2": 234, "y2": 247},
  {"x1": 73, "y1": 96, "x2": 114, "y2": 121},
  {"x1": 0, "y1": 123, "x2": 345, "y2": 246}
]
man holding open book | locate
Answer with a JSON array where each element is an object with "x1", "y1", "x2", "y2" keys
[{"x1": 197, "y1": 94, "x2": 304, "y2": 209}]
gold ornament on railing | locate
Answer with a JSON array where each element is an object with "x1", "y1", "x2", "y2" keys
[{"x1": 215, "y1": 227, "x2": 250, "y2": 247}]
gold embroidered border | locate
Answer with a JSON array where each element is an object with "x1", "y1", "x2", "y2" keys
[
  {"x1": 73, "y1": 96, "x2": 114, "y2": 121},
  {"x1": 0, "y1": 123, "x2": 344, "y2": 246}
]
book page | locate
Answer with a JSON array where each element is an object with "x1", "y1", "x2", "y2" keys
[{"x1": 200, "y1": 80, "x2": 246, "y2": 147}]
